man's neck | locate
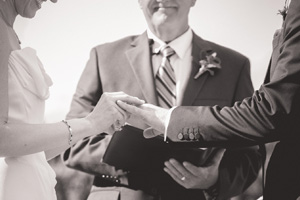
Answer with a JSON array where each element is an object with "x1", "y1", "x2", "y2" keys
[{"x1": 151, "y1": 25, "x2": 190, "y2": 43}]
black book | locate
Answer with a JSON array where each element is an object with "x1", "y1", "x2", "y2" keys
[{"x1": 103, "y1": 125, "x2": 213, "y2": 172}]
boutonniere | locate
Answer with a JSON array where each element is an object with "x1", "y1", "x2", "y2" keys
[
  {"x1": 194, "y1": 50, "x2": 221, "y2": 79},
  {"x1": 278, "y1": 0, "x2": 290, "y2": 21}
]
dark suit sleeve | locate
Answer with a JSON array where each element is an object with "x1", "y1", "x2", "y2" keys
[
  {"x1": 214, "y1": 59, "x2": 262, "y2": 199},
  {"x1": 62, "y1": 48, "x2": 115, "y2": 176},
  {"x1": 232, "y1": 58, "x2": 253, "y2": 103},
  {"x1": 217, "y1": 146, "x2": 262, "y2": 199},
  {"x1": 167, "y1": 0, "x2": 300, "y2": 146}
]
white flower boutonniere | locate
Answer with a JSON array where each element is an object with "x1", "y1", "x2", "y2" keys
[
  {"x1": 278, "y1": 0, "x2": 290, "y2": 21},
  {"x1": 194, "y1": 50, "x2": 221, "y2": 80}
]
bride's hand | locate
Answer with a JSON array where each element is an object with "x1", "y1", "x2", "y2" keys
[{"x1": 86, "y1": 92, "x2": 144, "y2": 134}]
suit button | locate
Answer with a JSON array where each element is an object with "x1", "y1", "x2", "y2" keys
[
  {"x1": 188, "y1": 128, "x2": 194, "y2": 140},
  {"x1": 189, "y1": 133, "x2": 195, "y2": 140},
  {"x1": 177, "y1": 132, "x2": 184, "y2": 140},
  {"x1": 195, "y1": 133, "x2": 201, "y2": 140},
  {"x1": 183, "y1": 133, "x2": 189, "y2": 140},
  {"x1": 194, "y1": 128, "x2": 201, "y2": 140},
  {"x1": 183, "y1": 127, "x2": 189, "y2": 140}
]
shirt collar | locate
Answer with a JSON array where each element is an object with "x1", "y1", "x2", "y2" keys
[{"x1": 147, "y1": 28, "x2": 193, "y2": 59}]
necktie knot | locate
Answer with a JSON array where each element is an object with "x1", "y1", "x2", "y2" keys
[{"x1": 160, "y1": 45, "x2": 175, "y2": 58}]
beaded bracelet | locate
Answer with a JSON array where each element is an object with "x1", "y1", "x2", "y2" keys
[{"x1": 62, "y1": 120, "x2": 73, "y2": 145}]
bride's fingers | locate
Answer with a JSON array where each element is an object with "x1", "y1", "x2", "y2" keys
[
  {"x1": 112, "y1": 108, "x2": 127, "y2": 130},
  {"x1": 114, "y1": 111, "x2": 125, "y2": 128},
  {"x1": 116, "y1": 94, "x2": 145, "y2": 106},
  {"x1": 106, "y1": 125, "x2": 116, "y2": 135},
  {"x1": 117, "y1": 100, "x2": 145, "y2": 118},
  {"x1": 114, "y1": 102, "x2": 130, "y2": 121}
]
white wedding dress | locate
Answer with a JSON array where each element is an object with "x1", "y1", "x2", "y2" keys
[{"x1": 0, "y1": 47, "x2": 57, "y2": 200}]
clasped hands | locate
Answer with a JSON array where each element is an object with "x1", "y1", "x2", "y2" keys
[
  {"x1": 88, "y1": 91, "x2": 168, "y2": 136},
  {"x1": 117, "y1": 99, "x2": 169, "y2": 138},
  {"x1": 89, "y1": 92, "x2": 224, "y2": 189}
]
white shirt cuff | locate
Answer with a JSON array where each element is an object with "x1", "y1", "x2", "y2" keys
[{"x1": 164, "y1": 106, "x2": 177, "y2": 142}]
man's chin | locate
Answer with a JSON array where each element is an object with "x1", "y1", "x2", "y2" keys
[
  {"x1": 152, "y1": 13, "x2": 173, "y2": 27},
  {"x1": 154, "y1": 8, "x2": 175, "y2": 17}
]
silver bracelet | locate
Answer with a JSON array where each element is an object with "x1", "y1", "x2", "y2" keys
[{"x1": 62, "y1": 120, "x2": 73, "y2": 145}]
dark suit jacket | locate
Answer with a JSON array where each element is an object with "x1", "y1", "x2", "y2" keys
[
  {"x1": 167, "y1": 1, "x2": 300, "y2": 199},
  {"x1": 63, "y1": 31, "x2": 261, "y2": 200}
]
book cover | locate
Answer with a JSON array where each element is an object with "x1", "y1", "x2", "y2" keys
[{"x1": 103, "y1": 125, "x2": 212, "y2": 172}]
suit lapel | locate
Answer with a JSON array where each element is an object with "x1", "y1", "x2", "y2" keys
[
  {"x1": 126, "y1": 32, "x2": 157, "y2": 105},
  {"x1": 181, "y1": 33, "x2": 212, "y2": 106},
  {"x1": 264, "y1": 60, "x2": 271, "y2": 83},
  {"x1": 264, "y1": 28, "x2": 284, "y2": 83}
]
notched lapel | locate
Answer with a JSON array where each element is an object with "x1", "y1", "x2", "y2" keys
[
  {"x1": 125, "y1": 32, "x2": 157, "y2": 105},
  {"x1": 264, "y1": 28, "x2": 284, "y2": 83},
  {"x1": 181, "y1": 33, "x2": 212, "y2": 106}
]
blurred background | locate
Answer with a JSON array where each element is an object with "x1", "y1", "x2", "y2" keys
[{"x1": 14, "y1": 0, "x2": 285, "y2": 199}]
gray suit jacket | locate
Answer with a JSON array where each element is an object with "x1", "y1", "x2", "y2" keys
[{"x1": 63, "y1": 31, "x2": 261, "y2": 200}]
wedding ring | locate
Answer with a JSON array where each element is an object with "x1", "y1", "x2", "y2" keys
[{"x1": 181, "y1": 176, "x2": 186, "y2": 181}]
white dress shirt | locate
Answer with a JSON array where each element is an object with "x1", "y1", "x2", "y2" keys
[{"x1": 147, "y1": 28, "x2": 193, "y2": 105}]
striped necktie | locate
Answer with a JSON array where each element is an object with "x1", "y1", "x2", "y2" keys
[{"x1": 155, "y1": 45, "x2": 176, "y2": 108}]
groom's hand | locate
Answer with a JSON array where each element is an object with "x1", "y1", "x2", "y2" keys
[
  {"x1": 86, "y1": 92, "x2": 145, "y2": 135},
  {"x1": 117, "y1": 101, "x2": 169, "y2": 138}
]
